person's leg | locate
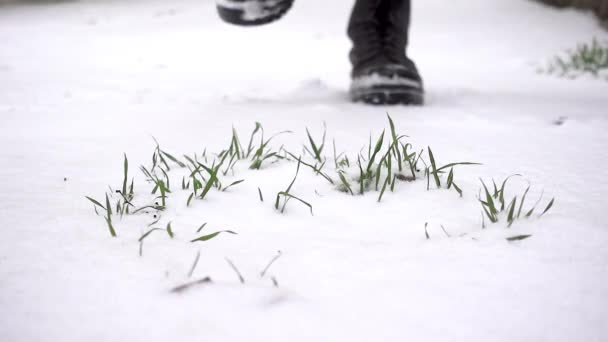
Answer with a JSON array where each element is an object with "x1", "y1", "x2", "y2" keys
[
  {"x1": 216, "y1": 0, "x2": 294, "y2": 26},
  {"x1": 348, "y1": 0, "x2": 424, "y2": 105}
]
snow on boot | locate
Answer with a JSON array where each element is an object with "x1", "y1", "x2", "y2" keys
[
  {"x1": 347, "y1": 0, "x2": 424, "y2": 105},
  {"x1": 350, "y1": 60, "x2": 423, "y2": 105},
  {"x1": 216, "y1": 0, "x2": 294, "y2": 26}
]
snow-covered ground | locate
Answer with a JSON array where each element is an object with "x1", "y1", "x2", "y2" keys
[{"x1": 1, "y1": 0, "x2": 607, "y2": 341}]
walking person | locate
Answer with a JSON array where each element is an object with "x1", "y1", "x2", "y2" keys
[{"x1": 216, "y1": 0, "x2": 424, "y2": 105}]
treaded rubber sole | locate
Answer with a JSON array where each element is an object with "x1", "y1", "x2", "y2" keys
[
  {"x1": 216, "y1": 0, "x2": 294, "y2": 26},
  {"x1": 350, "y1": 86, "x2": 424, "y2": 106}
]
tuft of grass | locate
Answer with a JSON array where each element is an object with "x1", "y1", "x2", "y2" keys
[
  {"x1": 86, "y1": 117, "x2": 560, "y2": 255},
  {"x1": 542, "y1": 38, "x2": 608, "y2": 80},
  {"x1": 248, "y1": 125, "x2": 291, "y2": 170},
  {"x1": 479, "y1": 176, "x2": 555, "y2": 228}
]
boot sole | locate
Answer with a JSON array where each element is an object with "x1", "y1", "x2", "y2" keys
[
  {"x1": 216, "y1": 0, "x2": 294, "y2": 26},
  {"x1": 350, "y1": 86, "x2": 424, "y2": 106}
]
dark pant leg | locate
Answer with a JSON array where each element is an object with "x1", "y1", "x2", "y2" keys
[{"x1": 347, "y1": 0, "x2": 412, "y2": 71}]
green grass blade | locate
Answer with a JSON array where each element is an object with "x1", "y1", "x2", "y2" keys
[
  {"x1": 157, "y1": 149, "x2": 171, "y2": 171},
  {"x1": 187, "y1": 192, "x2": 194, "y2": 207},
  {"x1": 427, "y1": 147, "x2": 441, "y2": 188},
  {"x1": 138, "y1": 228, "x2": 162, "y2": 242},
  {"x1": 480, "y1": 199, "x2": 498, "y2": 223},
  {"x1": 492, "y1": 179, "x2": 499, "y2": 198},
  {"x1": 506, "y1": 234, "x2": 532, "y2": 242},
  {"x1": 386, "y1": 113, "x2": 403, "y2": 172},
  {"x1": 480, "y1": 179, "x2": 498, "y2": 216},
  {"x1": 132, "y1": 205, "x2": 164, "y2": 214},
  {"x1": 517, "y1": 185, "x2": 530, "y2": 218},
  {"x1": 378, "y1": 175, "x2": 390, "y2": 202},
  {"x1": 357, "y1": 155, "x2": 365, "y2": 195},
  {"x1": 526, "y1": 190, "x2": 545, "y2": 217},
  {"x1": 452, "y1": 182, "x2": 463, "y2": 197},
  {"x1": 199, "y1": 172, "x2": 217, "y2": 200},
  {"x1": 506, "y1": 196, "x2": 517, "y2": 227},
  {"x1": 277, "y1": 192, "x2": 313, "y2": 215},
  {"x1": 222, "y1": 179, "x2": 245, "y2": 192},
  {"x1": 306, "y1": 128, "x2": 322, "y2": 162},
  {"x1": 435, "y1": 162, "x2": 481, "y2": 172},
  {"x1": 105, "y1": 193, "x2": 112, "y2": 219},
  {"x1": 285, "y1": 158, "x2": 302, "y2": 194},
  {"x1": 191, "y1": 230, "x2": 237, "y2": 242},
  {"x1": 166, "y1": 221, "x2": 174, "y2": 238},
  {"x1": 390, "y1": 173, "x2": 397, "y2": 192},
  {"x1": 196, "y1": 222, "x2": 208, "y2": 233},
  {"x1": 338, "y1": 171, "x2": 354, "y2": 195},
  {"x1": 147, "y1": 216, "x2": 161, "y2": 227},
  {"x1": 285, "y1": 152, "x2": 334, "y2": 184},
  {"x1": 366, "y1": 130, "x2": 385, "y2": 173},
  {"x1": 539, "y1": 198, "x2": 555, "y2": 217},
  {"x1": 447, "y1": 168, "x2": 454, "y2": 189},
  {"x1": 105, "y1": 217, "x2": 117, "y2": 237},
  {"x1": 85, "y1": 196, "x2": 106, "y2": 210},
  {"x1": 122, "y1": 153, "x2": 128, "y2": 196},
  {"x1": 498, "y1": 174, "x2": 522, "y2": 210},
  {"x1": 245, "y1": 122, "x2": 262, "y2": 158}
]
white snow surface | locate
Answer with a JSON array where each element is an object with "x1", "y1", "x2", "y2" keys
[{"x1": 1, "y1": 0, "x2": 608, "y2": 341}]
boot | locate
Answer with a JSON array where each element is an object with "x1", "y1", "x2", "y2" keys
[
  {"x1": 348, "y1": 0, "x2": 424, "y2": 105},
  {"x1": 216, "y1": 0, "x2": 294, "y2": 26}
]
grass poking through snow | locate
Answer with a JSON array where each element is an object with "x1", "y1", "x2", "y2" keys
[
  {"x1": 479, "y1": 176, "x2": 555, "y2": 228},
  {"x1": 85, "y1": 115, "x2": 555, "y2": 251}
]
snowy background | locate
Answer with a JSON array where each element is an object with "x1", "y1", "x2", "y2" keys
[{"x1": 1, "y1": 0, "x2": 607, "y2": 341}]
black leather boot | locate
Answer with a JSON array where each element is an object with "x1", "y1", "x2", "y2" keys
[
  {"x1": 348, "y1": 0, "x2": 424, "y2": 105},
  {"x1": 216, "y1": 0, "x2": 294, "y2": 26}
]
